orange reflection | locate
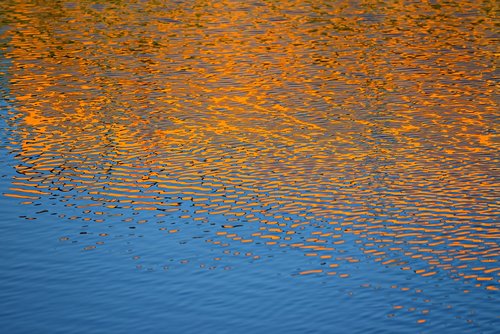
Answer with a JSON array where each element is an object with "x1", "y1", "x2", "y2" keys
[{"x1": 1, "y1": 0, "x2": 498, "y2": 289}]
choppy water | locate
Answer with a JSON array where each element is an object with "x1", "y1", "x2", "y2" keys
[{"x1": 0, "y1": 0, "x2": 498, "y2": 333}]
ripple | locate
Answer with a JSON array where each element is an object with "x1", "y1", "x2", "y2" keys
[{"x1": 0, "y1": 0, "x2": 499, "y2": 332}]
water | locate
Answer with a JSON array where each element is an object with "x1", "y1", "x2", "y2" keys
[{"x1": 0, "y1": 0, "x2": 498, "y2": 333}]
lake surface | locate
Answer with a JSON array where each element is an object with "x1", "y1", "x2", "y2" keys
[{"x1": 0, "y1": 0, "x2": 498, "y2": 333}]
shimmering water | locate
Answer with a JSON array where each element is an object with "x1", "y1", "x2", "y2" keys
[{"x1": 0, "y1": 0, "x2": 498, "y2": 333}]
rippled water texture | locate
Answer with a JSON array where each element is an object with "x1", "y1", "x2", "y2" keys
[{"x1": 0, "y1": 0, "x2": 498, "y2": 333}]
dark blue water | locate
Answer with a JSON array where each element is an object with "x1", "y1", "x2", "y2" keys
[{"x1": 1, "y1": 170, "x2": 499, "y2": 334}]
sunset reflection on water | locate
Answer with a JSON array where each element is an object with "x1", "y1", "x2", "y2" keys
[{"x1": 0, "y1": 0, "x2": 498, "y2": 332}]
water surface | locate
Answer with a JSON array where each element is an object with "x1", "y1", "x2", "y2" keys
[{"x1": 0, "y1": 0, "x2": 498, "y2": 333}]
